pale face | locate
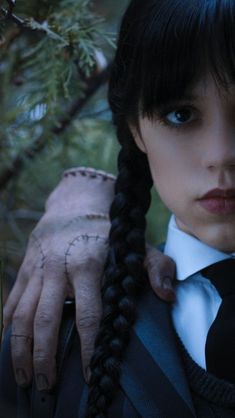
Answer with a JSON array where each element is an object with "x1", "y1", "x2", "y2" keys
[{"x1": 133, "y1": 76, "x2": 235, "y2": 252}]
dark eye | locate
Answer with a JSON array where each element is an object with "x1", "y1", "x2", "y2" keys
[{"x1": 165, "y1": 108, "x2": 195, "y2": 125}]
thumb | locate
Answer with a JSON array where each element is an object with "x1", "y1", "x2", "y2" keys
[{"x1": 145, "y1": 244, "x2": 176, "y2": 302}]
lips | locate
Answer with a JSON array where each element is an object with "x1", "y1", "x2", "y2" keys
[
  {"x1": 201, "y1": 188, "x2": 235, "y2": 199},
  {"x1": 198, "y1": 188, "x2": 235, "y2": 215}
]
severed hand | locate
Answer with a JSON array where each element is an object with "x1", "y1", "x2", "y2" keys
[{"x1": 3, "y1": 167, "x2": 175, "y2": 391}]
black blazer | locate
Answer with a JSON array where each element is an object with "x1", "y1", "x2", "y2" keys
[{"x1": 0, "y1": 290, "x2": 196, "y2": 418}]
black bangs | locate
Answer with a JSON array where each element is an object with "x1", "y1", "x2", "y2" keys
[
  {"x1": 139, "y1": 0, "x2": 235, "y2": 115},
  {"x1": 109, "y1": 0, "x2": 235, "y2": 122}
]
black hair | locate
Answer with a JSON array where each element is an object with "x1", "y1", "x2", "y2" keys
[{"x1": 86, "y1": 1, "x2": 235, "y2": 416}]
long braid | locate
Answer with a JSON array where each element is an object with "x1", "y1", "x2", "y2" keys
[{"x1": 86, "y1": 123, "x2": 153, "y2": 417}]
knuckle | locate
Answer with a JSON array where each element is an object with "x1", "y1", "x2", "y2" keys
[
  {"x1": 146, "y1": 250, "x2": 174, "y2": 275},
  {"x1": 77, "y1": 314, "x2": 100, "y2": 330},
  {"x1": 34, "y1": 311, "x2": 53, "y2": 328},
  {"x1": 79, "y1": 257, "x2": 104, "y2": 273},
  {"x1": 34, "y1": 345, "x2": 50, "y2": 360},
  {"x1": 12, "y1": 311, "x2": 26, "y2": 325},
  {"x1": 44, "y1": 254, "x2": 63, "y2": 272},
  {"x1": 33, "y1": 353, "x2": 50, "y2": 370},
  {"x1": 33, "y1": 339, "x2": 55, "y2": 370},
  {"x1": 12, "y1": 348, "x2": 26, "y2": 363},
  {"x1": 145, "y1": 249, "x2": 158, "y2": 267},
  {"x1": 145, "y1": 257, "x2": 158, "y2": 276},
  {"x1": 11, "y1": 341, "x2": 30, "y2": 364},
  {"x1": 44, "y1": 248, "x2": 58, "y2": 260}
]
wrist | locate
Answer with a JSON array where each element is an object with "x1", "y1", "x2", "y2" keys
[
  {"x1": 63, "y1": 167, "x2": 116, "y2": 182},
  {"x1": 45, "y1": 166, "x2": 116, "y2": 215}
]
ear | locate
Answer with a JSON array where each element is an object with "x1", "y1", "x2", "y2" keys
[{"x1": 129, "y1": 123, "x2": 147, "y2": 154}]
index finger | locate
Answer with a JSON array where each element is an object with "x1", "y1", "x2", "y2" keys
[
  {"x1": 145, "y1": 245, "x2": 176, "y2": 302},
  {"x1": 3, "y1": 265, "x2": 29, "y2": 332}
]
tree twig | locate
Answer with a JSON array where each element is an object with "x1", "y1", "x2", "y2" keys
[
  {"x1": 7, "y1": 0, "x2": 16, "y2": 16},
  {"x1": 1, "y1": 6, "x2": 24, "y2": 27},
  {"x1": 0, "y1": 63, "x2": 112, "y2": 190},
  {"x1": 53, "y1": 63, "x2": 111, "y2": 134}
]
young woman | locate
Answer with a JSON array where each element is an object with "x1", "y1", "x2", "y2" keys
[{"x1": 2, "y1": 0, "x2": 235, "y2": 417}]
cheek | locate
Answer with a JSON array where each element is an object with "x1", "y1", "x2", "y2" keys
[
  {"x1": 147, "y1": 150, "x2": 187, "y2": 208},
  {"x1": 140, "y1": 124, "x2": 201, "y2": 213}
]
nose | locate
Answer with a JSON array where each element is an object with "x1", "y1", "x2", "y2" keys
[{"x1": 203, "y1": 123, "x2": 235, "y2": 170}]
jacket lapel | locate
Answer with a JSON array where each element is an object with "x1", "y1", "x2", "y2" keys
[{"x1": 120, "y1": 290, "x2": 196, "y2": 418}]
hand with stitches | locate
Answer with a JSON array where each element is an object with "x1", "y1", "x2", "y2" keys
[{"x1": 3, "y1": 166, "x2": 175, "y2": 392}]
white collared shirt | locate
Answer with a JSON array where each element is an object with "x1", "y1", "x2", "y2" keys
[{"x1": 164, "y1": 215, "x2": 233, "y2": 369}]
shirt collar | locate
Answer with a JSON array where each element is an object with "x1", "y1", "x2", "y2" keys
[{"x1": 164, "y1": 215, "x2": 232, "y2": 281}]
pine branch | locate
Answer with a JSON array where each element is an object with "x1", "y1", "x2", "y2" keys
[
  {"x1": 0, "y1": 63, "x2": 112, "y2": 190},
  {"x1": 0, "y1": 6, "x2": 69, "y2": 44},
  {"x1": 0, "y1": 1, "x2": 113, "y2": 113},
  {"x1": 53, "y1": 62, "x2": 111, "y2": 134},
  {"x1": 0, "y1": 5, "x2": 24, "y2": 28}
]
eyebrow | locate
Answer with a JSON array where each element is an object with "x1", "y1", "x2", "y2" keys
[
  {"x1": 154, "y1": 92, "x2": 202, "y2": 112},
  {"x1": 158, "y1": 94, "x2": 199, "y2": 109},
  {"x1": 175, "y1": 93, "x2": 200, "y2": 102}
]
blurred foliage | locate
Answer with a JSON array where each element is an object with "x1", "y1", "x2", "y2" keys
[{"x1": 0, "y1": 0, "x2": 170, "y2": 307}]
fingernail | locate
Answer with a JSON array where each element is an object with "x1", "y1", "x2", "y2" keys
[
  {"x1": 85, "y1": 366, "x2": 91, "y2": 383},
  {"x1": 16, "y1": 368, "x2": 28, "y2": 387},
  {"x1": 36, "y1": 373, "x2": 49, "y2": 391}
]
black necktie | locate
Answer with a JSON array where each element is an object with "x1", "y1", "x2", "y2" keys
[{"x1": 202, "y1": 258, "x2": 235, "y2": 384}]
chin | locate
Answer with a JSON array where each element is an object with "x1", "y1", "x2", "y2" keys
[
  {"x1": 175, "y1": 216, "x2": 235, "y2": 252},
  {"x1": 200, "y1": 225, "x2": 235, "y2": 253}
]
